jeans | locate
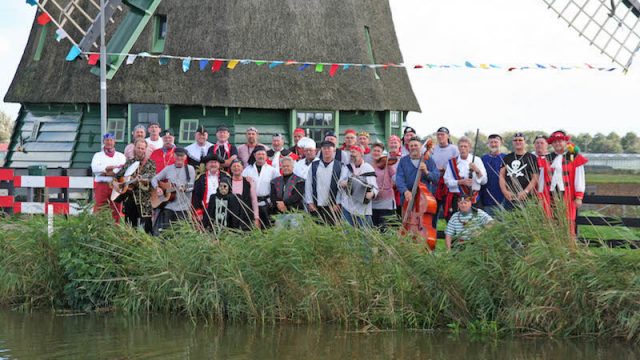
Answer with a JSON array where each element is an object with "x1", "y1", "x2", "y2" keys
[{"x1": 342, "y1": 208, "x2": 373, "y2": 228}]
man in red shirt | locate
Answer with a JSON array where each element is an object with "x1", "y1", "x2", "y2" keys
[{"x1": 150, "y1": 129, "x2": 176, "y2": 173}]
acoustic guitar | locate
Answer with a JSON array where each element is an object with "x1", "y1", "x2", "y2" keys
[
  {"x1": 150, "y1": 181, "x2": 178, "y2": 209},
  {"x1": 110, "y1": 174, "x2": 152, "y2": 202}
]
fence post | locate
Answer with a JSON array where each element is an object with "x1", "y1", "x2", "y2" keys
[{"x1": 47, "y1": 204, "x2": 54, "y2": 238}]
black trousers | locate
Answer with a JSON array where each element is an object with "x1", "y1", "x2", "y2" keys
[
  {"x1": 313, "y1": 206, "x2": 341, "y2": 226},
  {"x1": 123, "y1": 197, "x2": 152, "y2": 233},
  {"x1": 153, "y1": 209, "x2": 190, "y2": 236},
  {"x1": 258, "y1": 205, "x2": 272, "y2": 228},
  {"x1": 372, "y1": 209, "x2": 395, "y2": 232}
]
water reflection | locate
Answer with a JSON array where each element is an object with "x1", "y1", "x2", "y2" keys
[{"x1": 0, "y1": 311, "x2": 638, "y2": 359}]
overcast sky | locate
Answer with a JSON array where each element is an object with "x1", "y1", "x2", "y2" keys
[{"x1": 1, "y1": 0, "x2": 639, "y2": 136}]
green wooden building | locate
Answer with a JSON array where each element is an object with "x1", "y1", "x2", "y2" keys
[{"x1": 3, "y1": 0, "x2": 419, "y2": 169}]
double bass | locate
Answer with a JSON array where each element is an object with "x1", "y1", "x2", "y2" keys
[{"x1": 400, "y1": 138, "x2": 438, "y2": 251}]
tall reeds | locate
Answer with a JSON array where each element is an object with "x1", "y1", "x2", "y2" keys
[{"x1": 1, "y1": 205, "x2": 639, "y2": 341}]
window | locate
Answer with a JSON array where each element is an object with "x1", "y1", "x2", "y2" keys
[
  {"x1": 179, "y1": 119, "x2": 199, "y2": 143},
  {"x1": 107, "y1": 118, "x2": 126, "y2": 142},
  {"x1": 138, "y1": 112, "x2": 159, "y2": 125},
  {"x1": 296, "y1": 111, "x2": 334, "y2": 142},
  {"x1": 364, "y1": 26, "x2": 380, "y2": 80},
  {"x1": 390, "y1": 111, "x2": 401, "y2": 128},
  {"x1": 151, "y1": 15, "x2": 167, "y2": 53},
  {"x1": 130, "y1": 104, "x2": 166, "y2": 130}
]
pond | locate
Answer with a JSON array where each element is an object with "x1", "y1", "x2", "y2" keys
[{"x1": 0, "y1": 311, "x2": 638, "y2": 359}]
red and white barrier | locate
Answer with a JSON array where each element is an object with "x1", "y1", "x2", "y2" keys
[{"x1": 0, "y1": 169, "x2": 94, "y2": 215}]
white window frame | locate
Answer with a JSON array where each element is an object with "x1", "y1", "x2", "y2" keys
[
  {"x1": 390, "y1": 111, "x2": 401, "y2": 128},
  {"x1": 107, "y1": 118, "x2": 127, "y2": 142},
  {"x1": 179, "y1": 119, "x2": 199, "y2": 143}
]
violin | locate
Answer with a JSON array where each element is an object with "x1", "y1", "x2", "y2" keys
[
  {"x1": 374, "y1": 155, "x2": 399, "y2": 169},
  {"x1": 399, "y1": 138, "x2": 438, "y2": 251}
]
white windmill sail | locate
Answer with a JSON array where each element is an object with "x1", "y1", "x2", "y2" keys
[{"x1": 542, "y1": 0, "x2": 640, "y2": 70}]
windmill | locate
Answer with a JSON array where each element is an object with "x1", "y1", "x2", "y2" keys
[{"x1": 542, "y1": 0, "x2": 640, "y2": 70}]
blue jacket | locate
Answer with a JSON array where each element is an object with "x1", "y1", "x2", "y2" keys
[
  {"x1": 396, "y1": 156, "x2": 440, "y2": 201},
  {"x1": 480, "y1": 153, "x2": 505, "y2": 206}
]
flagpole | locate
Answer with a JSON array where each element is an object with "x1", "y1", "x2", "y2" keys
[{"x1": 100, "y1": 0, "x2": 107, "y2": 137}]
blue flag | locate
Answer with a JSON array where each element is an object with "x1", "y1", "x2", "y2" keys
[
  {"x1": 199, "y1": 60, "x2": 208, "y2": 70},
  {"x1": 65, "y1": 45, "x2": 81, "y2": 61},
  {"x1": 182, "y1": 58, "x2": 191, "y2": 72}
]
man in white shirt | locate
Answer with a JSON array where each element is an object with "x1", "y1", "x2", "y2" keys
[
  {"x1": 294, "y1": 137, "x2": 317, "y2": 180},
  {"x1": 339, "y1": 145, "x2": 378, "y2": 228},
  {"x1": 185, "y1": 125, "x2": 213, "y2": 168},
  {"x1": 242, "y1": 145, "x2": 279, "y2": 228},
  {"x1": 305, "y1": 141, "x2": 348, "y2": 225},
  {"x1": 443, "y1": 136, "x2": 487, "y2": 220},
  {"x1": 267, "y1": 133, "x2": 286, "y2": 171},
  {"x1": 91, "y1": 133, "x2": 126, "y2": 222},
  {"x1": 145, "y1": 121, "x2": 163, "y2": 150}
]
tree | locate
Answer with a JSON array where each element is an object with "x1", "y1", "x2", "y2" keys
[
  {"x1": 463, "y1": 130, "x2": 489, "y2": 156},
  {"x1": 621, "y1": 132, "x2": 640, "y2": 154},
  {"x1": 0, "y1": 110, "x2": 14, "y2": 143},
  {"x1": 572, "y1": 133, "x2": 593, "y2": 153},
  {"x1": 604, "y1": 132, "x2": 624, "y2": 153}
]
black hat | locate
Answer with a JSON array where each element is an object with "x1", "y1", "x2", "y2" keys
[
  {"x1": 404, "y1": 126, "x2": 417, "y2": 135},
  {"x1": 512, "y1": 132, "x2": 526, "y2": 140},
  {"x1": 174, "y1": 147, "x2": 188, "y2": 156},
  {"x1": 324, "y1": 131, "x2": 337, "y2": 138},
  {"x1": 148, "y1": 120, "x2": 161, "y2": 127},
  {"x1": 216, "y1": 125, "x2": 229, "y2": 133},
  {"x1": 219, "y1": 176, "x2": 232, "y2": 187},
  {"x1": 160, "y1": 128, "x2": 175, "y2": 137},
  {"x1": 320, "y1": 140, "x2": 336, "y2": 148},
  {"x1": 196, "y1": 125, "x2": 208, "y2": 134},
  {"x1": 230, "y1": 158, "x2": 244, "y2": 166},
  {"x1": 202, "y1": 154, "x2": 223, "y2": 163},
  {"x1": 436, "y1": 127, "x2": 450, "y2": 134},
  {"x1": 488, "y1": 134, "x2": 502, "y2": 140}
]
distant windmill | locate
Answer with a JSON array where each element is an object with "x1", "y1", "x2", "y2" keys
[{"x1": 542, "y1": 0, "x2": 640, "y2": 70}]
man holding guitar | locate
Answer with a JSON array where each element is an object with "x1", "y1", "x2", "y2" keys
[
  {"x1": 114, "y1": 139, "x2": 156, "y2": 233},
  {"x1": 151, "y1": 148, "x2": 196, "y2": 235}
]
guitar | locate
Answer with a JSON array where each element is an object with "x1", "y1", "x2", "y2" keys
[
  {"x1": 150, "y1": 181, "x2": 178, "y2": 209},
  {"x1": 110, "y1": 174, "x2": 152, "y2": 202}
]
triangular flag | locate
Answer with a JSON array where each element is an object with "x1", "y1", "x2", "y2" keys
[
  {"x1": 182, "y1": 58, "x2": 191, "y2": 72},
  {"x1": 298, "y1": 63, "x2": 310, "y2": 71},
  {"x1": 26, "y1": 0, "x2": 38, "y2": 6},
  {"x1": 211, "y1": 59, "x2": 223, "y2": 72},
  {"x1": 269, "y1": 61, "x2": 284, "y2": 69},
  {"x1": 414, "y1": 65, "x2": 424, "y2": 69},
  {"x1": 536, "y1": 64, "x2": 546, "y2": 69},
  {"x1": 126, "y1": 54, "x2": 137, "y2": 65},
  {"x1": 315, "y1": 64, "x2": 324, "y2": 73},
  {"x1": 608, "y1": 67, "x2": 617, "y2": 71},
  {"x1": 36, "y1": 12, "x2": 51, "y2": 26},
  {"x1": 199, "y1": 60, "x2": 208, "y2": 70},
  {"x1": 329, "y1": 64, "x2": 339, "y2": 77},
  {"x1": 285, "y1": 60, "x2": 296, "y2": 65},
  {"x1": 489, "y1": 64, "x2": 500, "y2": 69},
  {"x1": 55, "y1": 28, "x2": 68, "y2": 42},
  {"x1": 343, "y1": 64, "x2": 350, "y2": 70},
  {"x1": 159, "y1": 57, "x2": 169, "y2": 65},
  {"x1": 240, "y1": 60, "x2": 252, "y2": 65},
  {"x1": 88, "y1": 54, "x2": 100, "y2": 65},
  {"x1": 65, "y1": 45, "x2": 81, "y2": 61},
  {"x1": 480, "y1": 64, "x2": 489, "y2": 69},
  {"x1": 138, "y1": 52, "x2": 151, "y2": 57},
  {"x1": 255, "y1": 61, "x2": 267, "y2": 66},
  {"x1": 227, "y1": 60, "x2": 240, "y2": 69},
  {"x1": 508, "y1": 67, "x2": 517, "y2": 71},
  {"x1": 464, "y1": 61, "x2": 475, "y2": 68}
]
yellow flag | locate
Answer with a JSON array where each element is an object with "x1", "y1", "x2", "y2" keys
[
  {"x1": 227, "y1": 60, "x2": 240, "y2": 69},
  {"x1": 480, "y1": 64, "x2": 489, "y2": 69}
]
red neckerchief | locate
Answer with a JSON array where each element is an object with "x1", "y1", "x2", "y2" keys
[
  {"x1": 363, "y1": 147, "x2": 371, "y2": 154},
  {"x1": 104, "y1": 147, "x2": 115, "y2": 158}
]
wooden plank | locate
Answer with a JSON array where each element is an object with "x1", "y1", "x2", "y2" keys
[
  {"x1": 583, "y1": 195, "x2": 640, "y2": 206},
  {"x1": 576, "y1": 216, "x2": 640, "y2": 227}
]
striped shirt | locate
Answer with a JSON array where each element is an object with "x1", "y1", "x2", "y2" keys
[{"x1": 445, "y1": 209, "x2": 493, "y2": 241}]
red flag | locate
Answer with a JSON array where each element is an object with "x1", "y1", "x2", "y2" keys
[
  {"x1": 88, "y1": 54, "x2": 100, "y2": 65},
  {"x1": 414, "y1": 65, "x2": 424, "y2": 69},
  {"x1": 285, "y1": 60, "x2": 296, "y2": 65},
  {"x1": 37, "y1": 12, "x2": 51, "y2": 26},
  {"x1": 329, "y1": 64, "x2": 339, "y2": 77},
  {"x1": 211, "y1": 59, "x2": 224, "y2": 72}
]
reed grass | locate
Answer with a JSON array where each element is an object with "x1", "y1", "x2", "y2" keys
[{"x1": 1, "y1": 204, "x2": 640, "y2": 341}]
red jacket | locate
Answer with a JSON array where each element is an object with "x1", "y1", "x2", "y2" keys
[{"x1": 150, "y1": 147, "x2": 176, "y2": 173}]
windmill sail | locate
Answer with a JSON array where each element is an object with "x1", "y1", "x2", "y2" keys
[{"x1": 542, "y1": 0, "x2": 640, "y2": 70}]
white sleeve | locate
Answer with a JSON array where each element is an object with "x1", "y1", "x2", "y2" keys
[
  {"x1": 91, "y1": 153, "x2": 106, "y2": 175},
  {"x1": 444, "y1": 164, "x2": 458, "y2": 188},
  {"x1": 305, "y1": 166, "x2": 314, "y2": 204},
  {"x1": 537, "y1": 169, "x2": 545, "y2": 193},
  {"x1": 575, "y1": 164, "x2": 586, "y2": 194}
]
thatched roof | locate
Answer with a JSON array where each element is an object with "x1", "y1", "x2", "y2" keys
[{"x1": 5, "y1": 0, "x2": 420, "y2": 112}]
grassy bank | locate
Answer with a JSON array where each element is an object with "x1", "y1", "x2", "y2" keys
[{"x1": 1, "y1": 206, "x2": 640, "y2": 341}]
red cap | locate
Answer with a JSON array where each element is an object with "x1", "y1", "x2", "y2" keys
[
  {"x1": 293, "y1": 128, "x2": 305, "y2": 135},
  {"x1": 548, "y1": 130, "x2": 570, "y2": 143},
  {"x1": 350, "y1": 145, "x2": 364, "y2": 153},
  {"x1": 344, "y1": 129, "x2": 357, "y2": 136}
]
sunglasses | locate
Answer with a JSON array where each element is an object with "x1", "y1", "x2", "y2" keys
[{"x1": 512, "y1": 139, "x2": 525, "y2": 142}]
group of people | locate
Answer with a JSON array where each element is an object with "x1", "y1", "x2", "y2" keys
[{"x1": 91, "y1": 122, "x2": 587, "y2": 249}]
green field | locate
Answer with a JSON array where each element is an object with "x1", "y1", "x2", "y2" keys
[{"x1": 587, "y1": 173, "x2": 640, "y2": 184}]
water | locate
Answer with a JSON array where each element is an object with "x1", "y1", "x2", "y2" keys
[{"x1": 0, "y1": 311, "x2": 638, "y2": 359}]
